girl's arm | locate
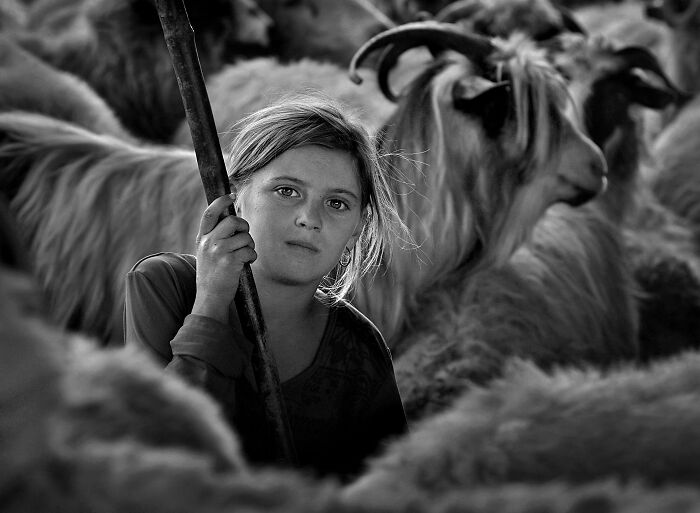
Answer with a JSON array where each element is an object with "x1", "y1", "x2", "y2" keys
[{"x1": 124, "y1": 252, "x2": 255, "y2": 412}]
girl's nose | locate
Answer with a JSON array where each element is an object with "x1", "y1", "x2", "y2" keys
[{"x1": 296, "y1": 201, "x2": 322, "y2": 231}]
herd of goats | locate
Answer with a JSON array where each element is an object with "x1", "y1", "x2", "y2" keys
[{"x1": 3, "y1": 0, "x2": 700, "y2": 510}]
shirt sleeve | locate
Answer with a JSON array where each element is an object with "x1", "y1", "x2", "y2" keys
[
  {"x1": 123, "y1": 253, "x2": 192, "y2": 365},
  {"x1": 167, "y1": 314, "x2": 255, "y2": 404},
  {"x1": 123, "y1": 253, "x2": 254, "y2": 406}
]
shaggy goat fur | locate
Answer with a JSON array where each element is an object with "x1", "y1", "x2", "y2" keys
[
  {"x1": 645, "y1": 0, "x2": 700, "y2": 96},
  {"x1": 13, "y1": 0, "x2": 272, "y2": 143},
  {"x1": 351, "y1": 34, "x2": 606, "y2": 346},
  {"x1": 392, "y1": 34, "x2": 700, "y2": 421},
  {"x1": 434, "y1": 0, "x2": 584, "y2": 41},
  {"x1": 346, "y1": 353, "x2": 700, "y2": 504},
  {"x1": 256, "y1": 0, "x2": 392, "y2": 66},
  {"x1": 552, "y1": 34, "x2": 700, "y2": 361},
  {"x1": 651, "y1": 95, "x2": 700, "y2": 234},
  {"x1": 6, "y1": 263, "x2": 700, "y2": 513},
  {"x1": 646, "y1": 96, "x2": 700, "y2": 358},
  {"x1": 171, "y1": 57, "x2": 395, "y2": 148},
  {"x1": 0, "y1": 35, "x2": 131, "y2": 142},
  {"x1": 573, "y1": 1, "x2": 665, "y2": 52},
  {"x1": 394, "y1": 202, "x2": 638, "y2": 421},
  {"x1": 0, "y1": 111, "x2": 206, "y2": 344}
]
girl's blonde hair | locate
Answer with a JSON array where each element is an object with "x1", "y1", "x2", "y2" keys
[{"x1": 225, "y1": 93, "x2": 407, "y2": 303}]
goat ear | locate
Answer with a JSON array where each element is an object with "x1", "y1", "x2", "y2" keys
[
  {"x1": 627, "y1": 73, "x2": 677, "y2": 110},
  {"x1": 452, "y1": 78, "x2": 511, "y2": 137}
]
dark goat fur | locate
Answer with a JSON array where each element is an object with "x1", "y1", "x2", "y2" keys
[{"x1": 14, "y1": 0, "x2": 271, "y2": 143}]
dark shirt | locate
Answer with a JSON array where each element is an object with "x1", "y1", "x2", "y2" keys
[{"x1": 124, "y1": 252, "x2": 408, "y2": 479}]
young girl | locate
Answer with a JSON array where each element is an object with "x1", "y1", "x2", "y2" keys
[{"x1": 124, "y1": 95, "x2": 409, "y2": 480}]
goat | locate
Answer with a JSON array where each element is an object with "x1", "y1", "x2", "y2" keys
[
  {"x1": 394, "y1": 33, "x2": 693, "y2": 421},
  {"x1": 572, "y1": 1, "x2": 666, "y2": 52},
  {"x1": 13, "y1": 0, "x2": 272, "y2": 143},
  {"x1": 645, "y1": 0, "x2": 700, "y2": 96},
  {"x1": 650, "y1": 95, "x2": 700, "y2": 239},
  {"x1": 645, "y1": 0, "x2": 700, "y2": 223},
  {"x1": 0, "y1": 112, "x2": 206, "y2": 344},
  {"x1": 170, "y1": 57, "x2": 395, "y2": 148},
  {"x1": 645, "y1": 0, "x2": 700, "y2": 240},
  {"x1": 348, "y1": 22, "x2": 607, "y2": 345},
  {"x1": 555, "y1": 36, "x2": 700, "y2": 362},
  {"x1": 0, "y1": 35, "x2": 131, "y2": 141}
]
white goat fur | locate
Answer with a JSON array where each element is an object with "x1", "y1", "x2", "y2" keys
[
  {"x1": 351, "y1": 36, "x2": 605, "y2": 345},
  {"x1": 649, "y1": 0, "x2": 700, "y2": 96},
  {"x1": 0, "y1": 111, "x2": 206, "y2": 344},
  {"x1": 392, "y1": 33, "x2": 700, "y2": 420},
  {"x1": 170, "y1": 57, "x2": 395, "y2": 148},
  {"x1": 394, "y1": 202, "x2": 638, "y2": 421}
]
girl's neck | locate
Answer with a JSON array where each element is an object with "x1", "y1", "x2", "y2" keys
[
  {"x1": 256, "y1": 279, "x2": 323, "y2": 324},
  {"x1": 245, "y1": 278, "x2": 329, "y2": 382}
]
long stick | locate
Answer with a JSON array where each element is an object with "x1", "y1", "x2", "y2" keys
[{"x1": 155, "y1": 0, "x2": 297, "y2": 465}]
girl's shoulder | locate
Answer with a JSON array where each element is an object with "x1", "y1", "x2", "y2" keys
[
  {"x1": 129, "y1": 252, "x2": 196, "y2": 277},
  {"x1": 328, "y1": 297, "x2": 394, "y2": 364}
]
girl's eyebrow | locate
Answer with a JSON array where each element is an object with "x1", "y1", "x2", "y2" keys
[{"x1": 270, "y1": 176, "x2": 360, "y2": 202}]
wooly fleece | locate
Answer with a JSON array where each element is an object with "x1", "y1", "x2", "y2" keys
[
  {"x1": 6, "y1": 266, "x2": 700, "y2": 512},
  {"x1": 395, "y1": 203, "x2": 639, "y2": 422},
  {"x1": 348, "y1": 353, "x2": 700, "y2": 504}
]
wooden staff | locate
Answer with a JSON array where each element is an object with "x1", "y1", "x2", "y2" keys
[{"x1": 155, "y1": 0, "x2": 297, "y2": 465}]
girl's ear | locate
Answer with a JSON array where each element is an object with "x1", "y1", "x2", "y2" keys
[{"x1": 349, "y1": 208, "x2": 368, "y2": 243}]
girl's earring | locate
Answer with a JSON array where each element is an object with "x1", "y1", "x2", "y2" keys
[{"x1": 339, "y1": 247, "x2": 352, "y2": 268}]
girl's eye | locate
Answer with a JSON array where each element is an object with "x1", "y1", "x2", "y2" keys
[
  {"x1": 275, "y1": 187, "x2": 299, "y2": 198},
  {"x1": 327, "y1": 199, "x2": 349, "y2": 211}
]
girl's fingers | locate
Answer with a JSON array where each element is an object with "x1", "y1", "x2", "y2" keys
[
  {"x1": 210, "y1": 232, "x2": 255, "y2": 253},
  {"x1": 199, "y1": 194, "x2": 236, "y2": 236},
  {"x1": 207, "y1": 214, "x2": 250, "y2": 241}
]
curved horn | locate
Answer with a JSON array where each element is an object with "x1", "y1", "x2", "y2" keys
[
  {"x1": 349, "y1": 21, "x2": 494, "y2": 85},
  {"x1": 375, "y1": 43, "x2": 412, "y2": 102},
  {"x1": 433, "y1": 0, "x2": 483, "y2": 23},
  {"x1": 614, "y1": 46, "x2": 692, "y2": 103}
]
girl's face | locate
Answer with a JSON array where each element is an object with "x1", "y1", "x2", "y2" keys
[{"x1": 237, "y1": 145, "x2": 364, "y2": 287}]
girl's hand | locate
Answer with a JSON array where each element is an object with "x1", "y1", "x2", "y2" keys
[{"x1": 191, "y1": 194, "x2": 256, "y2": 323}]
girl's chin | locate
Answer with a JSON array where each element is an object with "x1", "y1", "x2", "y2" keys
[{"x1": 254, "y1": 263, "x2": 330, "y2": 288}]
